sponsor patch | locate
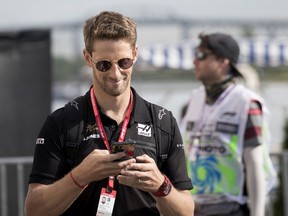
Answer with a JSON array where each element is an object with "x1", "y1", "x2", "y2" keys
[
  {"x1": 137, "y1": 123, "x2": 152, "y2": 137},
  {"x1": 188, "y1": 135, "x2": 231, "y2": 156},
  {"x1": 83, "y1": 133, "x2": 100, "y2": 141},
  {"x1": 177, "y1": 143, "x2": 184, "y2": 149},
  {"x1": 36, "y1": 138, "x2": 45, "y2": 144},
  {"x1": 83, "y1": 123, "x2": 100, "y2": 141},
  {"x1": 216, "y1": 122, "x2": 238, "y2": 134},
  {"x1": 221, "y1": 112, "x2": 236, "y2": 117},
  {"x1": 85, "y1": 123, "x2": 98, "y2": 133},
  {"x1": 197, "y1": 144, "x2": 230, "y2": 156}
]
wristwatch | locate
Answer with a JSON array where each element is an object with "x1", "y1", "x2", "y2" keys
[{"x1": 152, "y1": 174, "x2": 172, "y2": 197}]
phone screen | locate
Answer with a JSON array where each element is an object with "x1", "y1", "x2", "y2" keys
[{"x1": 111, "y1": 140, "x2": 136, "y2": 161}]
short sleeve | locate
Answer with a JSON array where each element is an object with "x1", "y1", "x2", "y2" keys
[
  {"x1": 161, "y1": 116, "x2": 193, "y2": 190},
  {"x1": 244, "y1": 100, "x2": 263, "y2": 148},
  {"x1": 29, "y1": 108, "x2": 68, "y2": 184}
]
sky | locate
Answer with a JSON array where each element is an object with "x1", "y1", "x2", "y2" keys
[
  {"x1": 0, "y1": 0, "x2": 288, "y2": 29},
  {"x1": 1, "y1": 0, "x2": 286, "y2": 58}
]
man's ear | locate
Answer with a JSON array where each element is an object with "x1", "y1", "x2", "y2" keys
[
  {"x1": 223, "y1": 58, "x2": 230, "y2": 66},
  {"x1": 223, "y1": 58, "x2": 231, "y2": 70},
  {"x1": 220, "y1": 58, "x2": 231, "y2": 75},
  {"x1": 83, "y1": 49, "x2": 93, "y2": 67},
  {"x1": 133, "y1": 45, "x2": 138, "y2": 63}
]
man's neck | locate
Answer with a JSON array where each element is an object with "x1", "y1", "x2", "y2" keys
[
  {"x1": 93, "y1": 87, "x2": 131, "y2": 124},
  {"x1": 204, "y1": 76, "x2": 235, "y2": 105}
]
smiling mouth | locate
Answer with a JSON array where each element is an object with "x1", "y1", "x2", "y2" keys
[
  {"x1": 107, "y1": 79, "x2": 124, "y2": 87},
  {"x1": 112, "y1": 79, "x2": 122, "y2": 84}
]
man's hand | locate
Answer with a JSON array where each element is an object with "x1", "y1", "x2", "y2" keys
[
  {"x1": 73, "y1": 149, "x2": 136, "y2": 186},
  {"x1": 117, "y1": 154, "x2": 164, "y2": 192}
]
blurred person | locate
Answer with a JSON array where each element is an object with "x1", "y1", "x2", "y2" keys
[
  {"x1": 24, "y1": 11, "x2": 194, "y2": 216},
  {"x1": 181, "y1": 33, "x2": 276, "y2": 216}
]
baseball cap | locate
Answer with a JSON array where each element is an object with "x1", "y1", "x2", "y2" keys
[{"x1": 199, "y1": 33, "x2": 242, "y2": 77}]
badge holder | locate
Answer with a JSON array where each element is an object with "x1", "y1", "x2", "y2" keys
[{"x1": 96, "y1": 176, "x2": 117, "y2": 216}]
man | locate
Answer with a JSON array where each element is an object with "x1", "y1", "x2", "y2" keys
[
  {"x1": 24, "y1": 11, "x2": 194, "y2": 216},
  {"x1": 181, "y1": 33, "x2": 275, "y2": 216}
]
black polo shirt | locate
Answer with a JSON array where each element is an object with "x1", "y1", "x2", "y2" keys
[{"x1": 29, "y1": 87, "x2": 193, "y2": 216}]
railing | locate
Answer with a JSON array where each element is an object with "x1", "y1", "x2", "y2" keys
[
  {"x1": 284, "y1": 152, "x2": 288, "y2": 216},
  {"x1": 0, "y1": 153, "x2": 287, "y2": 216},
  {"x1": 0, "y1": 156, "x2": 33, "y2": 216}
]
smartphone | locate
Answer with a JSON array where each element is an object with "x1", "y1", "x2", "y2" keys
[{"x1": 111, "y1": 140, "x2": 136, "y2": 161}]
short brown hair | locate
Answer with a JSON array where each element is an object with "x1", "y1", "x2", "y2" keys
[{"x1": 83, "y1": 11, "x2": 137, "y2": 54}]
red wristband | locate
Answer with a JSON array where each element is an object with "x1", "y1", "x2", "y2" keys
[{"x1": 69, "y1": 171, "x2": 87, "y2": 189}]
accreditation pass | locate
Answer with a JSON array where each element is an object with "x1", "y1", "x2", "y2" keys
[{"x1": 96, "y1": 188, "x2": 117, "y2": 216}]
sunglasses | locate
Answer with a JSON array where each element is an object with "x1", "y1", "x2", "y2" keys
[
  {"x1": 195, "y1": 51, "x2": 213, "y2": 61},
  {"x1": 91, "y1": 57, "x2": 134, "y2": 72}
]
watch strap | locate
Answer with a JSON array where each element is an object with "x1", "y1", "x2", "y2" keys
[{"x1": 152, "y1": 174, "x2": 172, "y2": 197}]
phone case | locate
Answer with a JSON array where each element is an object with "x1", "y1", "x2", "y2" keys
[{"x1": 111, "y1": 140, "x2": 136, "y2": 161}]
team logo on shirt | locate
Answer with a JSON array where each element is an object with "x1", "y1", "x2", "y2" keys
[
  {"x1": 177, "y1": 143, "x2": 184, "y2": 149},
  {"x1": 83, "y1": 122, "x2": 101, "y2": 141},
  {"x1": 36, "y1": 138, "x2": 45, "y2": 144},
  {"x1": 158, "y1": 108, "x2": 166, "y2": 120},
  {"x1": 69, "y1": 100, "x2": 79, "y2": 111},
  {"x1": 137, "y1": 123, "x2": 152, "y2": 137},
  {"x1": 85, "y1": 123, "x2": 98, "y2": 133}
]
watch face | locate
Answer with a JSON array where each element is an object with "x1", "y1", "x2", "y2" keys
[
  {"x1": 163, "y1": 182, "x2": 172, "y2": 195},
  {"x1": 152, "y1": 175, "x2": 172, "y2": 197}
]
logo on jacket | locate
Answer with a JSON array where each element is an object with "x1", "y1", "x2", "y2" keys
[
  {"x1": 137, "y1": 123, "x2": 152, "y2": 137},
  {"x1": 85, "y1": 123, "x2": 98, "y2": 133},
  {"x1": 221, "y1": 112, "x2": 236, "y2": 117},
  {"x1": 216, "y1": 122, "x2": 238, "y2": 134},
  {"x1": 69, "y1": 100, "x2": 79, "y2": 111},
  {"x1": 83, "y1": 122, "x2": 100, "y2": 141},
  {"x1": 158, "y1": 108, "x2": 166, "y2": 120},
  {"x1": 36, "y1": 138, "x2": 45, "y2": 144}
]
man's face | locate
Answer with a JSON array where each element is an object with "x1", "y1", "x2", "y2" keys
[
  {"x1": 84, "y1": 39, "x2": 138, "y2": 97},
  {"x1": 193, "y1": 48, "x2": 226, "y2": 85}
]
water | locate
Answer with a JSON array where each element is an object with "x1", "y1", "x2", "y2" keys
[{"x1": 52, "y1": 80, "x2": 288, "y2": 153}]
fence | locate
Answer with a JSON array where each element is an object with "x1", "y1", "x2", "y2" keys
[
  {"x1": 0, "y1": 153, "x2": 287, "y2": 216},
  {"x1": 0, "y1": 157, "x2": 33, "y2": 216}
]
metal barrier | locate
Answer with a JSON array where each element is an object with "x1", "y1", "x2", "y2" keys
[
  {"x1": 0, "y1": 157, "x2": 33, "y2": 216},
  {"x1": 0, "y1": 153, "x2": 287, "y2": 216}
]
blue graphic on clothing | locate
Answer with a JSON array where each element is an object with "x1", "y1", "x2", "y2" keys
[{"x1": 191, "y1": 156, "x2": 221, "y2": 194}]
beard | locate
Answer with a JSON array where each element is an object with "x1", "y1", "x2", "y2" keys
[{"x1": 94, "y1": 72, "x2": 130, "y2": 97}]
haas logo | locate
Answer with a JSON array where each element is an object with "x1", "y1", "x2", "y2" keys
[{"x1": 137, "y1": 123, "x2": 152, "y2": 137}]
